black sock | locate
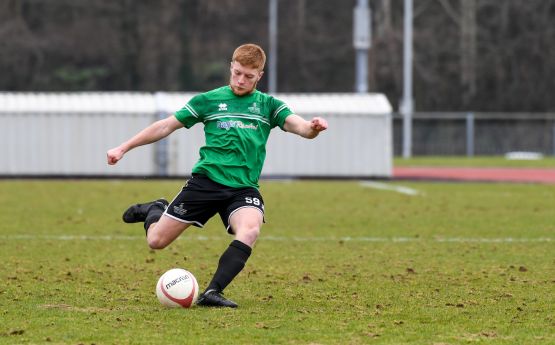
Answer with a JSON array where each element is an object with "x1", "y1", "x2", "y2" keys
[
  {"x1": 205, "y1": 240, "x2": 252, "y2": 293},
  {"x1": 143, "y1": 204, "x2": 165, "y2": 233}
]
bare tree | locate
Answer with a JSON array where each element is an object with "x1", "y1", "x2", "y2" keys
[{"x1": 2, "y1": 0, "x2": 555, "y2": 111}]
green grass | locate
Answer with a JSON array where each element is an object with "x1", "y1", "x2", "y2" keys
[
  {"x1": 394, "y1": 155, "x2": 555, "y2": 168},
  {"x1": 1, "y1": 180, "x2": 554, "y2": 344}
]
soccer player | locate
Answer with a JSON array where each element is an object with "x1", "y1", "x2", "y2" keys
[{"x1": 106, "y1": 43, "x2": 328, "y2": 308}]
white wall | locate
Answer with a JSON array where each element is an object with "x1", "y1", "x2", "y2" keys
[
  {"x1": 0, "y1": 92, "x2": 392, "y2": 177},
  {"x1": 0, "y1": 112, "x2": 154, "y2": 175}
]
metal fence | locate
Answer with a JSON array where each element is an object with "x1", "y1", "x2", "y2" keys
[{"x1": 393, "y1": 112, "x2": 555, "y2": 156}]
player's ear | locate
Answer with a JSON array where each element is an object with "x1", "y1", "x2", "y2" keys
[{"x1": 257, "y1": 71, "x2": 264, "y2": 81}]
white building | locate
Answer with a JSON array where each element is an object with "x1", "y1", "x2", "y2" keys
[{"x1": 0, "y1": 92, "x2": 392, "y2": 178}]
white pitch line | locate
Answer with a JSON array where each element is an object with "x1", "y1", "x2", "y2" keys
[
  {"x1": 0, "y1": 234, "x2": 552, "y2": 243},
  {"x1": 0, "y1": 234, "x2": 142, "y2": 241},
  {"x1": 360, "y1": 181, "x2": 421, "y2": 196},
  {"x1": 436, "y1": 237, "x2": 553, "y2": 243}
]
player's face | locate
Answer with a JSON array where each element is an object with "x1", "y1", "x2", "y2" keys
[{"x1": 229, "y1": 61, "x2": 263, "y2": 96}]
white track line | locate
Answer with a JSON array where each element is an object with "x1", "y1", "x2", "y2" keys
[
  {"x1": 360, "y1": 181, "x2": 421, "y2": 196},
  {"x1": 0, "y1": 234, "x2": 552, "y2": 243}
]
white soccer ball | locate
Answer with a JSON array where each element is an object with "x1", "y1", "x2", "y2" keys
[{"x1": 156, "y1": 268, "x2": 199, "y2": 308}]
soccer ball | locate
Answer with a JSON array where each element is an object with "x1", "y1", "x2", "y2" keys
[{"x1": 156, "y1": 268, "x2": 199, "y2": 308}]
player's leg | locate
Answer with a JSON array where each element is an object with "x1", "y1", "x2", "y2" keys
[
  {"x1": 146, "y1": 215, "x2": 193, "y2": 249},
  {"x1": 230, "y1": 207, "x2": 263, "y2": 247},
  {"x1": 125, "y1": 175, "x2": 221, "y2": 247},
  {"x1": 197, "y1": 191, "x2": 264, "y2": 308},
  {"x1": 122, "y1": 198, "x2": 169, "y2": 227},
  {"x1": 204, "y1": 207, "x2": 263, "y2": 291},
  {"x1": 122, "y1": 198, "x2": 192, "y2": 249}
]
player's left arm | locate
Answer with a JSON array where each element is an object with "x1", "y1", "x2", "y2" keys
[{"x1": 283, "y1": 114, "x2": 328, "y2": 139}]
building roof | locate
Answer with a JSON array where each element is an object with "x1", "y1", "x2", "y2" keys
[{"x1": 0, "y1": 91, "x2": 392, "y2": 115}]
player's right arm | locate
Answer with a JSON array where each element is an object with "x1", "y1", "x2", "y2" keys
[{"x1": 107, "y1": 115, "x2": 183, "y2": 165}]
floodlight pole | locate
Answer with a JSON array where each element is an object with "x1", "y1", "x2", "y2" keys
[
  {"x1": 353, "y1": 0, "x2": 371, "y2": 93},
  {"x1": 401, "y1": 0, "x2": 414, "y2": 158},
  {"x1": 268, "y1": 0, "x2": 278, "y2": 93}
]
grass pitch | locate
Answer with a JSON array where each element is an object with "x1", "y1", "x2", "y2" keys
[{"x1": 1, "y1": 179, "x2": 554, "y2": 344}]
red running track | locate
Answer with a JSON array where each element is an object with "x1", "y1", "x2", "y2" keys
[{"x1": 394, "y1": 167, "x2": 555, "y2": 184}]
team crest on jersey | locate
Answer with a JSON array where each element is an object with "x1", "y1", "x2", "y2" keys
[
  {"x1": 248, "y1": 102, "x2": 261, "y2": 115},
  {"x1": 218, "y1": 103, "x2": 228, "y2": 111}
]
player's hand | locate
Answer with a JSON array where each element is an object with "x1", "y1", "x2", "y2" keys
[
  {"x1": 107, "y1": 147, "x2": 125, "y2": 165},
  {"x1": 310, "y1": 117, "x2": 328, "y2": 132}
]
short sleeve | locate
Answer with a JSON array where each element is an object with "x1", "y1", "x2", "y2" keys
[
  {"x1": 269, "y1": 97, "x2": 294, "y2": 130},
  {"x1": 174, "y1": 94, "x2": 204, "y2": 128}
]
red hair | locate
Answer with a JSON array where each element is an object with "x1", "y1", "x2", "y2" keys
[{"x1": 232, "y1": 44, "x2": 266, "y2": 71}]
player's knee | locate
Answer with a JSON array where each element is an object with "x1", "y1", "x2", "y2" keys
[
  {"x1": 247, "y1": 226, "x2": 260, "y2": 241},
  {"x1": 147, "y1": 234, "x2": 168, "y2": 250},
  {"x1": 236, "y1": 224, "x2": 260, "y2": 246}
]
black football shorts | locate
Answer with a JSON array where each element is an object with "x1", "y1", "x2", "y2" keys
[{"x1": 164, "y1": 174, "x2": 265, "y2": 234}]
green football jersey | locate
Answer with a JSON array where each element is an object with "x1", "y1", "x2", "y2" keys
[{"x1": 174, "y1": 86, "x2": 294, "y2": 188}]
